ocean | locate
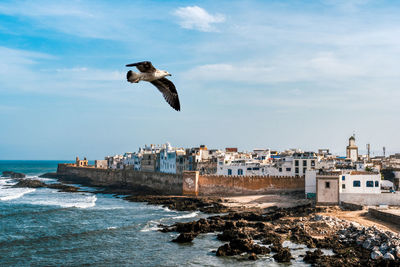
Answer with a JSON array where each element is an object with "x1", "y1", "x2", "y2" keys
[{"x1": 0, "y1": 161, "x2": 310, "y2": 266}]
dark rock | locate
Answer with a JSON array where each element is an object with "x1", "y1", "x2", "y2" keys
[
  {"x1": 12, "y1": 179, "x2": 46, "y2": 188},
  {"x1": 47, "y1": 183, "x2": 79, "y2": 192},
  {"x1": 248, "y1": 253, "x2": 258, "y2": 260},
  {"x1": 12, "y1": 179, "x2": 79, "y2": 192},
  {"x1": 172, "y1": 232, "x2": 198, "y2": 243},
  {"x1": 2, "y1": 171, "x2": 26, "y2": 178},
  {"x1": 229, "y1": 238, "x2": 254, "y2": 252},
  {"x1": 39, "y1": 172, "x2": 58, "y2": 178},
  {"x1": 303, "y1": 249, "x2": 323, "y2": 264},
  {"x1": 273, "y1": 247, "x2": 292, "y2": 263},
  {"x1": 216, "y1": 244, "x2": 233, "y2": 256}
]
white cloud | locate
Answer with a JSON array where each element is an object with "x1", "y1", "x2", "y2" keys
[
  {"x1": 0, "y1": 46, "x2": 126, "y2": 101},
  {"x1": 174, "y1": 6, "x2": 225, "y2": 32}
]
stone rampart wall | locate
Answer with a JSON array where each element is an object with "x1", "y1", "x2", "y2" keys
[
  {"x1": 196, "y1": 174, "x2": 305, "y2": 196},
  {"x1": 57, "y1": 164, "x2": 182, "y2": 195},
  {"x1": 58, "y1": 165, "x2": 305, "y2": 196}
]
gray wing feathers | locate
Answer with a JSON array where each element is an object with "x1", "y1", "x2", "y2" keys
[
  {"x1": 150, "y1": 78, "x2": 181, "y2": 111},
  {"x1": 125, "y1": 61, "x2": 156, "y2": 73}
]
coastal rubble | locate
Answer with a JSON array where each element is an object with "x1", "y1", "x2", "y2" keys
[{"x1": 160, "y1": 204, "x2": 400, "y2": 265}]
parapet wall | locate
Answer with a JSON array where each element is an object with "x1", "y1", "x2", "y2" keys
[
  {"x1": 57, "y1": 164, "x2": 182, "y2": 195},
  {"x1": 368, "y1": 208, "x2": 400, "y2": 227},
  {"x1": 194, "y1": 174, "x2": 304, "y2": 196},
  {"x1": 57, "y1": 165, "x2": 305, "y2": 196}
]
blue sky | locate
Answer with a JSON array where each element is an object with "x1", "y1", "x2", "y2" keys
[{"x1": 0, "y1": 0, "x2": 399, "y2": 160}]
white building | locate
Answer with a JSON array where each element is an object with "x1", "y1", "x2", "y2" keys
[
  {"x1": 159, "y1": 143, "x2": 184, "y2": 174},
  {"x1": 339, "y1": 171, "x2": 381, "y2": 194},
  {"x1": 293, "y1": 152, "x2": 317, "y2": 176}
]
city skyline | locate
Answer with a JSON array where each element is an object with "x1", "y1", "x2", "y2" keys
[{"x1": 1, "y1": 0, "x2": 400, "y2": 160}]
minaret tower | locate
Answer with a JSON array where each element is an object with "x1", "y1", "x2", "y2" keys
[{"x1": 346, "y1": 135, "x2": 358, "y2": 162}]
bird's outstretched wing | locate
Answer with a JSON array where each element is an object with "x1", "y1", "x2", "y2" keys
[
  {"x1": 126, "y1": 61, "x2": 156, "y2": 73},
  {"x1": 150, "y1": 78, "x2": 181, "y2": 111}
]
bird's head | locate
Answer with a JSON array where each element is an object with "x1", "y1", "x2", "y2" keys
[{"x1": 163, "y1": 70, "x2": 172, "y2": 76}]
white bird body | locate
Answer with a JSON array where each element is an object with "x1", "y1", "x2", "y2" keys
[{"x1": 128, "y1": 70, "x2": 170, "y2": 83}]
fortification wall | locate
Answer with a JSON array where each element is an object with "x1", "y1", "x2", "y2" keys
[
  {"x1": 57, "y1": 164, "x2": 182, "y2": 195},
  {"x1": 195, "y1": 174, "x2": 305, "y2": 196},
  {"x1": 58, "y1": 165, "x2": 305, "y2": 196}
]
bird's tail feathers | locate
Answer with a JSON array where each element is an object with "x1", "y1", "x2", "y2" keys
[{"x1": 127, "y1": 70, "x2": 140, "y2": 83}]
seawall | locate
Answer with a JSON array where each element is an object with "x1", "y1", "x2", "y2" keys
[
  {"x1": 57, "y1": 164, "x2": 305, "y2": 196},
  {"x1": 57, "y1": 164, "x2": 183, "y2": 195},
  {"x1": 184, "y1": 173, "x2": 305, "y2": 196}
]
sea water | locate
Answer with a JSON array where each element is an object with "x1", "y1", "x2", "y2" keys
[{"x1": 0, "y1": 161, "x2": 321, "y2": 266}]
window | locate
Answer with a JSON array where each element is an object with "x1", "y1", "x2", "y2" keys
[
  {"x1": 303, "y1": 168, "x2": 307, "y2": 174},
  {"x1": 342, "y1": 184, "x2": 346, "y2": 189},
  {"x1": 375, "y1": 181, "x2": 379, "y2": 187},
  {"x1": 238, "y1": 169, "x2": 243, "y2": 175},
  {"x1": 295, "y1": 160, "x2": 299, "y2": 166},
  {"x1": 279, "y1": 168, "x2": 282, "y2": 172},
  {"x1": 342, "y1": 176, "x2": 345, "y2": 181},
  {"x1": 353, "y1": 180, "x2": 361, "y2": 187},
  {"x1": 247, "y1": 167, "x2": 252, "y2": 170},
  {"x1": 295, "y1": 167, "x2": 299, "y2": 174},
  {"x1": 228, "y1": 169, "x2": 232, "y2": 175},
  {"x1": 303, "y1": 160, "x2": 307, "y2": 166},
  {"x1": 325, "y1": 182, "x2": 330, "y2": 188},
  {"x1": 311, "y1": 160, "x2": 315, "y2": 167},
  {"x1": 366, "y1": 181, "x2": 373, "y2": 187},
  {"x1": 286, "y1": 168, "x2": 291, "y2": 172}
]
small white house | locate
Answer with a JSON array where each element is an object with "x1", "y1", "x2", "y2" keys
[{"x1": 339, "y1": 171, "x2": 381, "y2": 194}]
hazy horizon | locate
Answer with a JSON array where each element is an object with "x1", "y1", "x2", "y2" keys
[{"x1": 1, "y1": 0, "x2": 399, "y2": 160}]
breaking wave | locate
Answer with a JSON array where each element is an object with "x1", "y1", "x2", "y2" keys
[
  {"x1": 0, "y1": 188, "x2": 36, "y2": 201},
  {"x1": 29, "y1": 194, "x2": 97, "y2": 209},
  {"x1": 172, "y1": 211, "x2": 199, "y2": 219}
]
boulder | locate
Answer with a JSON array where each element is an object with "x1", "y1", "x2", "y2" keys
[
  {"x1": 172, "y1": 232, "x2": 198, "y2": 243},
  {"x1": 47, "y1": 183, "x2": 79, "y2": 192},
  {"x1": 383, "y1": 252, "x2": 395, "y2": 260},
  {"x1": 371, "y1": 250, "x2": 383, "y2": 260},
  {"x1": 304, "y1": 249, "x2": 323, "y2": 264},
  {"x1": 2, "y1": 171, "x2": 26, "y2": 178},
  {"x1": 12, "y1": 179, "x2": 46, "y2": 188},
  {"x1": 273, "y1": 247, "x2": 292, "y2": 263},
  {"x1": 248, "y1": 253, "x2": 258, "y2": 260}
]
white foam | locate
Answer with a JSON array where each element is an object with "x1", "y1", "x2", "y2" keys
[
  {"x1": 140, "y1": 220, "x2": 163, "y2": 232},
  {"x1": 0, "y1": 188, "x2": 36, "y2": 201},
  {"x1": 107, "y1": 226, "x2": 117, "y2": 230},
  {"x1": 30, "y1": 194, "x2": 97, "y2": 209},
  {"x1": 172, "y1": 211, "x2": 199, "y2": 219}
]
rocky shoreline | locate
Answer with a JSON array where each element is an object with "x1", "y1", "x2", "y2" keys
[
  {"x1": 3, "y1": 171, "x2": 400, "y2": 265},
  {"x1": 160, "y1": 204, "x2": 400, "y2": 265}
]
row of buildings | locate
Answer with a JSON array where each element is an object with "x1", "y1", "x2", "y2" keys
[{"x1": 93, "y1": 136, "x2": 393, "y2": 177}]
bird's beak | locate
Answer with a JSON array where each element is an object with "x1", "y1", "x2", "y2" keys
[{"x1": 168, "y1": 73, "x2": 172, "y2": 76}]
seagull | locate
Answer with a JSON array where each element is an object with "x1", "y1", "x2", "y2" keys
[{"x1": 126, "y1": 61, "x2": 181, "y2": 111}]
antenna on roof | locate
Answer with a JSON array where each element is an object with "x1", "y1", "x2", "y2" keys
[{"x1": 383, "y1": 146, "x2": 386, "y2": 157}]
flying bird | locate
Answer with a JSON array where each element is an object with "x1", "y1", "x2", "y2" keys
[{"x1": 126, "y1": 61, "x2": 181, "y2": 111}]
